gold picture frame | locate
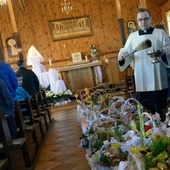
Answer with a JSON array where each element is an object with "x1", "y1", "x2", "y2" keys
[
  {"x1": 6, "y1": 37, "x2": 18, "y2": 58},
  {"x1": 49, "y1": 16, "x2": 93, "y2": 41},
  {"x1": 127, "y1": 20, "x2": 137, "y2": 35},
  {"x1": 71, "y1": 52, "x2": 82, "y2": 62}
]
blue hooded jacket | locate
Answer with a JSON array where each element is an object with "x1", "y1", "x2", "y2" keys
[
  {"x1": 0, "y1": 62, "x2": 18, "y2": 100},
  {"x1": 0, "y1": 79, "x2": 14, "y2": 116}
]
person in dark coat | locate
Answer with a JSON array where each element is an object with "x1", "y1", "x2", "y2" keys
[{"x1": 16, "y1": 59, "x2": 39, "y2": 95}]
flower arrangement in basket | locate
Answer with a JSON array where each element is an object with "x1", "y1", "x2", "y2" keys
[
  {"x1": 86, "y1": 131, "x2": 123, "y2": 170},
  {"x1": 140, "y1": 133, "x2": 170, "y2": 170},
  {"x1": 75, "y1": 88, "x2": 112, "y2": 112},
  {"x1": 80, "y1": 117, "x2": 115, "y2": 150},
  {"x1": 82, "y1": 118, "x2": 131, "y2": 170},
  {"x1": 75, "y1": 88, "x2": 111, "y2": 124},
  {"x1": 121, "y1": 99, "x2": 170, "y2": 170},
  {"x1": 45, "y1": 89, "x2": 72, "y2": 104},
  {"x1": 79, "y1": 96, "x2": 170, "y2": 170}
]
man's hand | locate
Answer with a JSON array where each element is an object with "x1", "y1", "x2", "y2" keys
[{"x1": 117, "y1": 55, "x2": 125, "y2": 61}]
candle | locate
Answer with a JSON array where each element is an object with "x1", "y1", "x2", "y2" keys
[
  {"x1": 59, "y1": 73, "x2": 62, "y2": 79},
  {"x1": 48, "y1": 58, "x2": 52, "y2": 68}
]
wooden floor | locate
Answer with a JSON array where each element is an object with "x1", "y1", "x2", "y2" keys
[{"x1": 34, "y1": 101, "x2": 90, "y2": 170}]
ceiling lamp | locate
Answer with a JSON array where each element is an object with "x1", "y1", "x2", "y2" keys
[
  {"x1": 61, "y1": 0, "x2": 72, "y2": 15},
  {"x1": 0, "y1": 0, "x2": 9, "y2": 6}
]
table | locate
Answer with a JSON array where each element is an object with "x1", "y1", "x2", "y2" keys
[{"x1": 57, "y1": 61, "x2": 102, "y2": 93}]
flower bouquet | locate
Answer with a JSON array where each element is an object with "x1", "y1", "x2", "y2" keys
[{"x1": 45, "y1": 89, "x2": 72, "y2": 105}]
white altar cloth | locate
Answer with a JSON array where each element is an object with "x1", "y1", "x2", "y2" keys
[
  {"x1": 37, "y1": 68, "x2": 66, "y2": 94},
  {"x1": 38, "y1": 72, "x2": 50, "y2": 89},
  {"x1": 92, "y1": 60, "x2": 103, "y2": 83},
  {"x1": 49, "y1": 68, "x2": 66, "y2": 94},
  {"x1": 26, "y1": 46, "x2": 66, "y2": 93}
]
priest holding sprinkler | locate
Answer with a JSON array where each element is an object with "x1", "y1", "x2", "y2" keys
[{"x1": 117, "y1": 8, "x2": 170, "y2": 121}]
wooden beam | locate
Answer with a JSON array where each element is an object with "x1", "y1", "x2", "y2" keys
[
  {"x1": 8, "y1": 0, "x2": 18, "y2": 32},
  {"x1": 118, "y1": 19, "x2": 126, "y2": 46},
  {"x1": 115, "y1": 0, "x2": 126, "y2": 46},
  {"x1": 116, "y1": 0, "x2": 123, "y2": 18},
  {"x1": 139, "y1": 0, "x2": 147, "y2": 8},
  {"x1": 18, "y1": 0, "x2": 25, "y2": 11}
]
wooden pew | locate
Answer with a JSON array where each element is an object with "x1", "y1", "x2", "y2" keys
[
  {"x1": 14, "y1": 102, "x2": 37, "y2": 167},
  {"x1": 0, "y1": 110, "x2": 26, "y2": 170},
  {"x1": 31, "y1": 94, "x2": 48, "y2": 134},
  {"x1": 19, "y1": 98, "x2": 44, "y2": 147},
  {"x1": 40, "y1": 90, "x2": 53, "y2": 108},
  {"x1": 37, "y1": 91, "x2": 53, "y2": 125},
  {"x1": 0, "y1": 158, "x2": 9, "y2": 170}
]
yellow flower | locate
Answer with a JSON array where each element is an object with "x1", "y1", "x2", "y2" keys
[
  {"x1": 111, "y1": 143, "x2": 120, "y2": 150},
  {"x1": 145, "y1": 129, "x2": 152, "y2": 137},
  {"x1": 85, "y1": 89, "x2": 90, "y2": 96},
  {"x1": 74, "y1": 93, "x2": 78, "y2": 99},
  {"x1": 130, "y1": 146, "x2": 149, "y2": 154},
  {"x1": 157, "y1": 162, "x2": 168, "y2": 170}
]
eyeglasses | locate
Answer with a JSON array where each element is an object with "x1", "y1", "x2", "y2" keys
[{"x1": 137, "y1": 17, "x2": 150, "y2": 22}]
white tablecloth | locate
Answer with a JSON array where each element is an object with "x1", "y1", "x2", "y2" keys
[
  {"x1": 92, "y1": 60, "x2": 102, "y2": 83},
  {"x1": 37, "y1": 68, "x2": 67, "y2": 94},
  {"x1": 49, "y1": 68, "x2": 66, "y2": 94},
  {"x1": 38, "y1": 72, "x2": 50, "y2": 88}
]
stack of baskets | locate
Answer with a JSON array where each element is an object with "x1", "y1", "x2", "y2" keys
[{"x1": 77, "y1": 88, "x2": 170, "y2": 170}]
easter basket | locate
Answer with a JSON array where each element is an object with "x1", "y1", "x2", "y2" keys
[
  {"x1": 97, "y1": 141, "x2": 144, "y2": 170},
  {"x1": 89, "y1": 119, "x2": 129, "y2": 155}
]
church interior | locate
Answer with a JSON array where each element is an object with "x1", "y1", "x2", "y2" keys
[{"x1": 0, "y1": 0, "x2": 170, "y2": 170}]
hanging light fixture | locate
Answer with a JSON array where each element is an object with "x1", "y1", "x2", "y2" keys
[
  {"x1": 0, "y1": 0, "x2": 9, "y2": 6},
  {"x1": 61, "y1": 0, "x2": 72, "y2": 15}
]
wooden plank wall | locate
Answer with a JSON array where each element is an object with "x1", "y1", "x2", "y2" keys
[
  {"x1": 161, "y1": 1, "x2": 170, "y2": 27},
  {"x1": 11, "y1": 0, "x2": 122, "y2": 70},
  {"x1": 0, "y1": 0, "x2": 169, "y2": 81}
]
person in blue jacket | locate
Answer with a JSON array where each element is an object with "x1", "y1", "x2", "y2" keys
[
  {"x1": 0, "y1": 79, "x2": 17, "y2": 139},
  {"x1": 16, "y1": 59, "x2": 39, "y2": 95},
  {"x1": 0, "y1": 61, "x2": 18, "y2": 101},
  {"x1": 15, "y1": 71, "x2": 31, "y2": 101}
]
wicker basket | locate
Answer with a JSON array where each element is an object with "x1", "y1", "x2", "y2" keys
[
  {"x1": 97, "y1": 107, "x2": 120, "y2": 119},
  {"x1": 97, "y1": 142, "x2": 144, "y2": 170},
  {"x1": 97, "y1": 141, "x2": 127, "y2": 168},
  {"x1": 90, "y1": 131, "x2": 120, "y2": 155}
]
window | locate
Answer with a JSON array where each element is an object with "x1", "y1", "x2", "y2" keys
[{"x1": 167, "y1": 11, "x2": 170, "y2": 36}]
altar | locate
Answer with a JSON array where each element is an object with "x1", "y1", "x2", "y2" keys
[{"x1": 57, "y1": 61, "x2": 102, "y2": 93}]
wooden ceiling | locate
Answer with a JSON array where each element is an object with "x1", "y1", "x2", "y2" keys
[{"x1": 148, "y1": 0, "x2": 169, "y2": 6}]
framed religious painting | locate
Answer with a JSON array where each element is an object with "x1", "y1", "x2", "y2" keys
[
  {"x1": 5, "y1": 37, "x2": 18, "y2": 58},
  {"x1": 49, "y1": 16, "x2": 93, "y2": 41},
  {"x1": 127, "y1": 20, "x2": 137, "y2": 35}
]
